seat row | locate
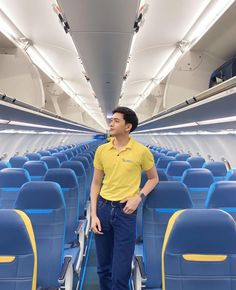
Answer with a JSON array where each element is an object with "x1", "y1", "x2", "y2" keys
[{"x1": 133, "y1": 180, "x2": 236, "y2": 290}]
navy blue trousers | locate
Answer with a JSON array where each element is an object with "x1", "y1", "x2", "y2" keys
[{"x1": 95, "y1": 196, "x2": 137, "y2": 290}]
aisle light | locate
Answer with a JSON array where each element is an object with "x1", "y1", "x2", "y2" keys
[
  {"x1": 133, "y1": 122, "x2": 198, "y2": 133},
  {"x1": 197, "y1": 116, "x2": 236, "y2": 125}
]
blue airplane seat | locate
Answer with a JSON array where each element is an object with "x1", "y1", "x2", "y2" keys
[
  {"x1": 37, "y1": 150, "x2": 51, "y2": 157},
  {"x1": 166, "y1": 161, "x2": 191, "y2": 181},
  {"x1": 52, "y1": 152, "x2": 68, "y2": 163},
  {"x1": 23, "y1": 161, "x2": 48, "y2": 181},
  {"x1": 64, "y1": 149, "x2": 74, "y2": 160},
  {"x1": 166, "y1": 150, "x2": 180, "y2": 157},
  {"x1": 9, "y1": 156, "x2": 29, "y2": 168},
  {"x1": 175, "y1": 153, "x2": 191, "y2": 161},
  {"x1": 205, "y1": 181, "x2": 236, "y2": 220},
  {"x1": 225, "y1": 169, "x2": 236, "y2": 181},
  {"x1": 156, "y1": 156, "x2": 175, "y2": 170},
  {"x1": 61, "y1": 161, "x2": 87, "y2": 218},
  {"x1": 44, "y1": 168, "x2": 79, "y2": 245},
  {"x1": 182, "y1": 168, "x2": 214, "y2": 208},
  {"x1": 14, "y1": 181, "x2": 72, "y2": 289},
  {"x1": 162, "y1": 209, "x2": 236, "y2": 290},
  {"x1": 0, "y1": 161, "x2": 9, "y2": 170},
  {"x1": 47, "y1": 148, "x2": 58, "y2": 154},
  {"x1": 0, "y1": 168, "x2": 30, "y2": 208},
  {"x1": 150, "y1": 150, "x2": 165, "y2": 163},
  {"x1": 137, "y1": 170, "x2": 169, "y2": 242},
  {"x1": 160, "y1": 149, "x2": 169, "y2": 154},
  {"x1": 40, "y1": 156, "x2": 60, "y2": 168},
  {"x1": 71, "y1": 156, "x2": 91, "y2": 199},
  {"x1": 0, "y1": 209, "x2": 37, "y2": 290},
  {"x1": 134, "y1": 182, "x2": 193, "y2": 290},
  {"x1": 203, "y1": 161, "x2": 227, "y2": 181},
  {"x1": 25, "y1": 153, "x2": 41, "y2": 161},
  {"x1": 187, "y1": 156, "x2": 205, "y2": 168}
]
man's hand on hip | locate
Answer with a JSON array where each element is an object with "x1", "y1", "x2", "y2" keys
[{"x1": 122, "y1": 195, "x2": 141, "y2": 214}]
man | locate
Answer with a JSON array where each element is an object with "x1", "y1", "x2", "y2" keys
[{"x1": 90, "y1": 107, "x2": 159, "y2": 290}]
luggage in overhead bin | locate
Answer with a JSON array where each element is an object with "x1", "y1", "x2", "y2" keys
[{"x1": 209, "y1": 56, "x2": 236, "y2": 88}]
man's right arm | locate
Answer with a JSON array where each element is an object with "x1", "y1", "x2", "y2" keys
[{"x1": 90, "y1": 168, "x2": 104, "y2": 234}]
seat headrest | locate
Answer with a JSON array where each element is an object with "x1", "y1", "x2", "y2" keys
[
  {"x1": 175, "y1": 153, "x2": 191, "y2": 161},
  {"x1": 166, "y1": 151, "x2": 179, "y2": 157},
  {"x1": 25, "y1": 153, "x2": 41, "y2": 161},
  {"x1": 206, "y1": 181, "x2": 236, "y2": 208},
  {"x1": 52, "y1": 153, "x2": 68, "y2": 162},
  {"x1": 156, "y1": 156, "x2": 175, "y2": 169},
  {"x1": 225, "y1": 169, "x2": 236, "y2": 181},
  {"x1": 23, "y1": 161, "x2": 48, "y2": 175},
  {"x1": 166, "y1": 161, "x2": 191, "y2": 176},
  {"x1": 165, "y1": 209, "x2": 236, "y2": 253},
  {"x1": 187, "y1": 156, "x2": 205, "y2": 168},
  {"x1": 144, "y1": 181, "x2": 193, "y2": 208},
  {"x1": 40, "y1": 156, "x2": 60, "y2": 168},
  {"x1": 9, "y1": 156, "x2": 29, "y2": 167},
  {"x1": 182, "y1": 168, "x2": 214, "y2": 187},
  {"x1": 156, "y1": 169, "x2": 168, "y2": 181},
  {"x1": 44, "y1": 168, "x2": 78, "y2": 187},
  {"x1": 15, "y1": 181, "x2": 65, "y2": 209},
  {"x1": 71, "y1": 156, "x2": 90, "y2": 169},
  {"x1": 0, "y1": 210, "x2": 34, "y2": 254},
  {"x1": 60, "y1": 161, "x2": 86, "y2": 176},
  {"x1": 0, "y1": 161, "x2": 9, "y2": 170},
  {"x1": 37, "y1": 150, "x2": 51, "y2": 156},
  {"x1": 0, "y1": 168, "x2": 30, "y2": 187},
  {"x1": 203, "y1": 161, "x2": 227, "y2": 177}
]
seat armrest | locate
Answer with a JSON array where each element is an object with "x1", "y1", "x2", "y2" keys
[
  {"x1": 132, "y1": 255, "x2": 147, "y2": 290},
  {"x1": 135, "y1": 255, "x2": 146, "y2": 282},
  {"x1": 58, "y1": 256, "x2": 72, "y2": 284}
]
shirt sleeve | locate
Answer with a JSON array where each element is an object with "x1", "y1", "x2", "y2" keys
[
  {"x1": 141, "y1": 147, "x2": 155, "y2": 171},
  {"x1": 93, "y1": 146, "x2": 104, "y2": 171}
]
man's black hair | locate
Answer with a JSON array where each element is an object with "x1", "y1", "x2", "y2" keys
[{"x1": 112, "y1": 107, "x2": 138, "y2": 132}]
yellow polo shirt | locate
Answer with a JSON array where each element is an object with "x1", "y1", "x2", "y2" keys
[{"x1": 94, "y1": 137, "x2": 154, "y2": 201}]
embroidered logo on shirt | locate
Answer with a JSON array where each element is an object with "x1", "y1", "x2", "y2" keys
[{"x1": 122, "y1": 158, "x2": 135, "y2": 164}]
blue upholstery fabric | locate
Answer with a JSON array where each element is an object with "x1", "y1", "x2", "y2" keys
[
  {"x1": 60, "y1": 161, "x2": 87, "y2": 218},
  {"x1": 0, "y1": 209, "x2": 36, "y2": 290},
  {"x1": 40, "y1": 156, "x2": 60, "y2": 169},
  {"x1": 37, "y1": 150, "x2": 51, "y2": 157},
  {"x1": 175, "y1": 153, "x2": 191, "y2": 161},
  {"x1": 166, "y1": 161, "x2": 191, "y2": 181},
  {"x1": 47, "y1": 148, "x2": 58, "y2": 154},
  {"x1": 187, "y1": 156, "x2": 205, "y2": 168},
  {"x1": 163, "y1": 209, "x2": 236, "y2": 290},
  {"x1": 52, "y1": 152, "x2": 68, "y2": 163},
  {"x1": 64, "y1": 149, "x2": 73, "y2": 160},
  {"x1": 14, "y1": 181, "x2": 66, "y2": 288},
  {"x1": 71, "y1": 156, "x2": 91, "y2": 200},
  {"x1": 143, "y1": 182, "x2": 193, "y2": 289},
  {"x1": 203, "y1": 161, "x2": 227, "y2": 181},
  {"x1": 156, "y1": 156, "x2": 175, "y2": 170},
  {"x1": 44, "y1": 168, "x2": 79, "y2": 244},
  {"x1": 225, "y1": 169, "x2": 236, "y2": 181},
  {"x1": 150, "y1": 150, "x2": 165, "y2": 163},
  {"x1": 205, "y1": 181, "x2": 236, "y2": 220},
  {"x1": 182, "y1": 168, "x2": 214, "y2": 208},
  {"x1": 0, "y1": 168, "x2": 30, "y2": 208},
  {"x1": 23, "y1": 161, "x2": 48, "y2": 181},
  {"x1": 0, "y1": 161, "x2": 9, "y2": 170},
  {"x1": 166, "y1": 151, "x2": 179, "y2": 157},
  {"x1": 9, "y1": 156, "x2": 29, "y2": 168},
  {"x1": 25, "y1": 153, "x2": 41, "y2": 161}
]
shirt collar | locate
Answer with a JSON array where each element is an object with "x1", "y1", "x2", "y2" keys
[{"x1": 108, "y1": 137, "x2": 134, "y2": 150}]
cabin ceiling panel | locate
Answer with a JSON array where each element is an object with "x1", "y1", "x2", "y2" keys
[{"x1": 59, "y1": 0, "x2": 140, "y2": 115}]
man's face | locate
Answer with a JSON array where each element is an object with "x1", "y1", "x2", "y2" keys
[{"x1": 109, "y1": 112, "x2": 131, "y2": 136}]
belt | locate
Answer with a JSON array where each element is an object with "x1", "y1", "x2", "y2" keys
[{"x1": 98, "y1": 195, "x2": 126, "y2": 208}]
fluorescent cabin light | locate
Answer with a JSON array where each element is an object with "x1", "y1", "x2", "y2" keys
[
  {"x1": 134, "y1": 122, "x2": 198, "y2": 133},
  {"x1": 198, "y1": 116, "x2": 236, "y2": 125},
  {"x1": 0, "y1": 119, "x2": 9, "y2": 124}
]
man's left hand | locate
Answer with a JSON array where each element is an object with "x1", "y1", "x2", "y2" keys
[{"x1": 121, "y1": 195, "x2": 141, "y2": 214}]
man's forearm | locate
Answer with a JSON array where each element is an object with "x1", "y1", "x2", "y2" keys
[
  {"x1": 141, "y1": 177, "x2": 159, "y2": 196},
  {"x1": 90, "y1": 184, "x2": 101, "y2": 217}
]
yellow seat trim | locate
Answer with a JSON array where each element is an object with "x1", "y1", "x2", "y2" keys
[
  {"x1": 161, "y1": 210, "x2": 185, "y2": 290},
  {"x1": 182, "y1": 254, "x2": 227, "y2": 262},
  {"x1": 15, "y1": 210, "x2": 37, "y2": 290},
  {"x1": 0, "y1": 256, "x2": 15, "y2": 263}
]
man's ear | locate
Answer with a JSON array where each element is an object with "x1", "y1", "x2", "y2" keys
[{"x1": 125, "y1": 123, "x2": 132, "y2": 132}]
